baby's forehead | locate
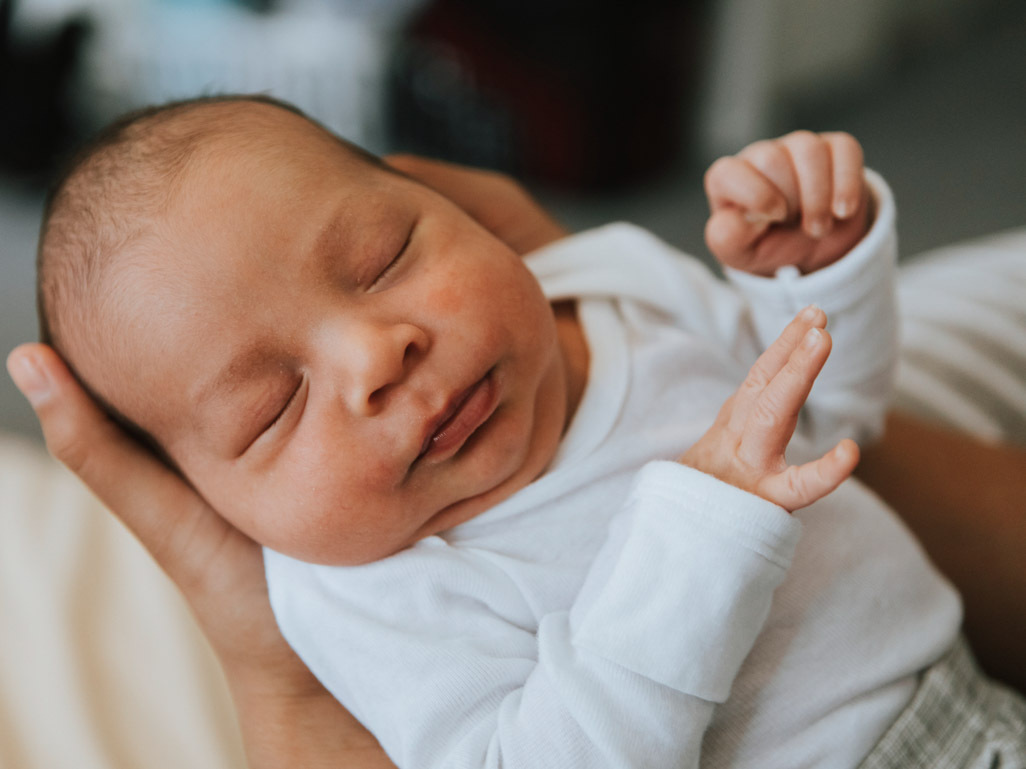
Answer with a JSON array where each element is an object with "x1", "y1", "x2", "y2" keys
[
  {"x1": 111, "y1": 144, "x2": 399, "y2": 335},
  {"x1": 183, "y1": 102, "x2": 381, "y2": 182},
  {"x1": 161, "y1": 116, "x2": 389, "y2": 241},
  {"x1": 94, "y1": 100, "x2": 401, "y2": 351}
]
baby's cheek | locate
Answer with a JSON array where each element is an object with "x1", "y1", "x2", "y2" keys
[
  {"x1": 305, "y1": 490, "x2": 416, "y2": 566},
  {"x1": 355, "y1": 454, "x2": 398, "y2": 491},
  {"x1": 425, "y1": 280, "x2": 467, "y2": 317}
]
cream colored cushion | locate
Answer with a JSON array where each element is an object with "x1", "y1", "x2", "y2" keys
[{"x1": 0, "y1": 434, "x2": 245, "y2": 769}]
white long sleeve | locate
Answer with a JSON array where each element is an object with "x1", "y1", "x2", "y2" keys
[{"x1": 266, "y1": 463, "x2": 800, "y2": 769}]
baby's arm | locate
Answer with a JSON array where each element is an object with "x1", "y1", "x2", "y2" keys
[
  {"x1": 703, "y1": 131, "x2": 898, "y2": 452},
  {"x1": 267, "y1": 431, "x2": 804, "y2": 768},
  {"x1": 269, "y1": 480, "x2": 799, "y2": 769}
]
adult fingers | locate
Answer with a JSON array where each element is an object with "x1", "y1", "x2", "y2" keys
[
  {"x1": 5, "y1": 343, "x2": 237, "y2": 589},
  {"x1": 780, "y1": 131, "x2": 834, "y2": 239},
  {"x1": 823, "y1": 132, "x2": 865, "y2": 219},
  {"x1": 727, "y1": 307, "x2": 827, "y2": 433},
  {"x1": 384, "y1": 154, "x2": 566, "y2": 254},
  {"x1": 385, "y1": 154, "x2": 513, "y2": 227},
  {"x1": 759, "y1": 439, "x2": 859, "y2": 511},
  {"x1": 704, "y1": 155, "x2": 788, "y2": 222},
  {"x1": 738, "y1": 325, "x2": 832, "y2": 468},
  {"x1": 385, "y1": 153, "x2": 500, "y2": 204}
]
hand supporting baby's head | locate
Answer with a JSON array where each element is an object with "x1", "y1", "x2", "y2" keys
[{"x1": 37, "y1": 96, "x2": 577, "y2": 565}]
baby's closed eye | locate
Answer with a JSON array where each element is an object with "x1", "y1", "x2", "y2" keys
[
  {"x1": 367, "y1": 219, "x2": 418, "y2": 291},
  {"x1": 236, "y1": 375, "x2": 307, "y2": 458}
]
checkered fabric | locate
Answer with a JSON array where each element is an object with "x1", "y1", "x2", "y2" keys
[{"x1": 859, "y1": 637, "x2": 1026, "y2": 768}]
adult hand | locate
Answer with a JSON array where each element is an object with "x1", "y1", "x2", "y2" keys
[
  {"x1": 857, "y1": 412, "x2": 1026, "y2": 696},
  {"x1": 6, "y1": 344, "x2": 394, "y2": 769},
  {"x1": 386, "y1": 154, "x2": 567, "y2": 254}
]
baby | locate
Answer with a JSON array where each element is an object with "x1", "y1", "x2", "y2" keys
[{"x1": 38, "y1": 95, "x2": 990, "y2": 768}]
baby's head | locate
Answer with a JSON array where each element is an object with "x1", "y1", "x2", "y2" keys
[{"x1": 39, "y1": 96, "x2": 573, "y2": 565}]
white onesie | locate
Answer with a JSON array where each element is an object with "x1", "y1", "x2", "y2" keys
[{"x1": 265, "y1": 173, "x2": 961, "y2": 769}]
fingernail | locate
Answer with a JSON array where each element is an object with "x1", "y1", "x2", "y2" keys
[
  {"x1": 7, "y1": 353, "x2": 51, "y2": 406},
  {"x1": 808, "y1": 217, "x2": 830, "y2": 238},
  {"x1": 802, "y1": 328, "x2": 821, "y2": 349},
  {"x1": 800, "y1": 304, "x2": 821, "y2": 321},
  {"x1": 834, "y1": 199, "x2": 851, "y2": 218}
]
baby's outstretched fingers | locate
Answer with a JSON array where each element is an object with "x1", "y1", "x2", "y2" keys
[
  {"x1": 737, "y1": 324, "x2": 832, "y2": 468},
  {"x1": 728, "y1": 306, "x2": 827, "y2": 430},
  {"x1": 759, "y1": 439, "x2": 860, "y2": 511},
  {"x1": 678, "y1": 308, "x2": 848, "y2": 510}
]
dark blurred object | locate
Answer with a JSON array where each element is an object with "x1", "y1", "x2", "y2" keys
[
  {"x1": 0, "y1": 0, "x2": 89, "y2": 180},
  {"x1": 389, "y1": 0, "x2": 705, "y2": 190},
  {"x1": 229, "y1": 0, "x2": 278, "y2": 15}
]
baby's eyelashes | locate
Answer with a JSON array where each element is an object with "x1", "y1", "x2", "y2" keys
[
  {"x1": 368, "y1": 220, "x2": 417, "y2": 291},
  {"x1": 238, "y1": 376, "x2": 307, "y2": 458}
]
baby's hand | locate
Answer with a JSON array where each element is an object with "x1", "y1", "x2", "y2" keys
[
  {"x1": 704, "y1": 131, "x2": 871, "y2": 276},
  {"x1": 679, "y1": 306, "x2": 859, "y2": 512}
]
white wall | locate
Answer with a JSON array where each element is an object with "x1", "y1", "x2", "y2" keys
[{"x1": 696, "y1": 0, "x2": 986, "y2": 157}]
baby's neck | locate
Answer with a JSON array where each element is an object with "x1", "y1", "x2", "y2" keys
[{"x1": 552, "y1": 300, "x2": 589, "y2": 435}]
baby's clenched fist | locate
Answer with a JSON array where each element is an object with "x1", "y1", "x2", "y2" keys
[{"x1": 704, "y1": 131, "x2": 871, "y2": 276}]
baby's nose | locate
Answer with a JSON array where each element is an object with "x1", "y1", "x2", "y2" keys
[{"x1": 342, "y1": 321, "x2": 429, "y2": 417}]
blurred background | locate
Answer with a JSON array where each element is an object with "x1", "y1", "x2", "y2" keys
[{"x1": 1, "y1": 0, "x2": 1025, "y2": 439}]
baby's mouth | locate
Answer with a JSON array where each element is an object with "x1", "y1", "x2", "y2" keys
[{"x1": 417, "y1": 370, "x2": 498, "y2": 463}]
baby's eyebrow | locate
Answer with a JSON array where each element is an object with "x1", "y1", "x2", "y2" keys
[{"x1": 309, "y1": 205, "x2": 359, "y2": 273}]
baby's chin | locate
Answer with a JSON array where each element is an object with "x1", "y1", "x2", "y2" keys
[{"x1": 268, "y1": 432, "x2": 561, "y2": 567}]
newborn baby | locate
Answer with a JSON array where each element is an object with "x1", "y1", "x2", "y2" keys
[
  {"x1": 38, "y1": 96, "x2": 978, "y2": 768},
  {"x1": 40, "y1": 96, "x2": 592, "y2": 566}
]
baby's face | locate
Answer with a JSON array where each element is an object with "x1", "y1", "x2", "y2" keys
[{"x1": 96, "y1": 110, "x2": 571, "y2": 565}]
